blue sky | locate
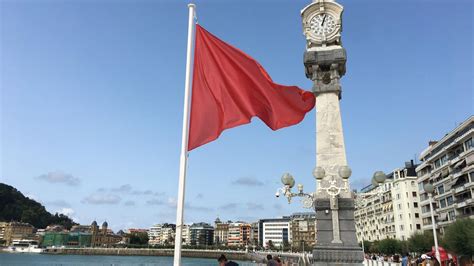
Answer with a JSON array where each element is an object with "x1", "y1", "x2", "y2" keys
[{"x1": 1, "y1": 0, "x2": 472, "y2": 231}]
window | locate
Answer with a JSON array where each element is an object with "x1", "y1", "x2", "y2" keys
[
  {"x1": 447, "y1": 196, "x2": 454, "y2": 206},
  {"x1": 470, "y1": 172, "x2": 474, "y2": 183},
  {"x1": 407, "y1": 203, "x2": 410, "y2": 208},
  {"x1": 440, "y1": 199, "x2": 447, "y2": 208},
  {"x1": 406, "y1": 192, "x2": 409, "y2": 197},
  {"x1": 448, "y1": 210, "x2": 456, "y2": 221},
  {"x1": 416, "y1": 224, "x2": 421, "y2": 230},
  {"x1": 435, "y1": 154, "x2": 449, "y2": 169},
  {"x1": 438, "y1": 185, "x2": 444, "y2": 195},
  {"x1": 397, "y1": 194, "x2": 400, "y2": 200},
  {"x1": 399, "y1": 214, "x2": 403, "y2": 220},
  {"x1": 409, "y1": 213, "x2": 411, "y2": 218},
  {"x1": 465, "y1": 138, "x2": 473, "y2": 151},
  {"x1": 410, "y1": 224, "x2": 412, "y2": 230},
  {"x1": 415, "y1": 213, "x2": 419, "y2": 218},
  {"x1": 414, "y1": 202, "x2": 418, "y2": 208},
  {"x1": 411, "y1": 181, "x2": 416, "y2": 186},
  {"x1": 422, "y1": 206, "x2": 430, "y2": 213},
  {"x1": 418, "y1": 183, "x2": 423, "y2": 191},
  {"x1": 398, "y1": 204, "x2": 401, "y2": 210},
  {"x1": 400, "y1": 225, "x2": 404, "y2": 231},
  {"x1": 412, "y1": 191, "x2": 417, "y2": 197}
]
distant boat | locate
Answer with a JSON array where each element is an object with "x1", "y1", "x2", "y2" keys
[{"x1": 3, "y1": 239, "x2": 44, "y2": 253}]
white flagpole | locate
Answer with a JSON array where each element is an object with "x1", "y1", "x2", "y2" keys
[{"x1": 173, "y1": 3, "x2": 196, "y2": 266}]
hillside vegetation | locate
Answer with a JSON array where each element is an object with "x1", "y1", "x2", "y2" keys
[{"x1": 0, "y1": 183, "x2": 76, "y2": 229}]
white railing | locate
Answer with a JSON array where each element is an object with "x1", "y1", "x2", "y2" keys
[{"x1": 364, "y1": 259, "x2": 401, "y2": 266}]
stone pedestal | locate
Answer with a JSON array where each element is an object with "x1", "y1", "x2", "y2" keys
[{"x1": 313, "y1": 198, "x2": 363, "y2": 266}]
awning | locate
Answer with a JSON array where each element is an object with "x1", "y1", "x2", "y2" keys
[
  {"x1": 453, "y1": 159, "x2": 466, "y2": 169},
  {"x1": 441, "y1": 168, "x2": 450, "y2": 177},
  {"x1": 438, "y1": 212, "x2": 448, "y2": 222},
  {"x1": 466, "y1": 154, "x2": 474, "y2": 166}
]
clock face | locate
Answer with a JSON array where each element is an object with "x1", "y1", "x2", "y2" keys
[{"x1": 310, "y1": 13, "x2": 337, "y2": 36}]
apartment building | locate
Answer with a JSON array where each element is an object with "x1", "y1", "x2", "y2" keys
[
  {"x1": 4, "y1": 222, "x2": 35, "y2": 246},
  {"x1": 189, "y1": 222, "x2": 214, "y2": 246},
  {"x1": 355, "y1": 161, "x2": 423, "y2": 241},
  {"x1": 290, "y1": 212, "x2": 316, "y2": 250},
  {"x1": 147, "y1": 223, "x2": 176, "y2": 246},
  {"x1": 258, "y1": 217, "x2": 291, "y2": 248},
  {"x1": 213, "y1": 218, "x2": 228, "y2": 246},
  {"x1": 416, "y1": 116, "x2": 474, "y2": 234}
]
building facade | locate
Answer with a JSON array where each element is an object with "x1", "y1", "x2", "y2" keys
[
  {"x1": 4, "y1": 222, "x2": 35, "y2": 246},
  {"x1": 90, "y1": 221, "x2": 121, "y2": 247},
  {"x1": 258, "y1": 217, "x2": 291, "y2": 248},
  {"x1": 416, "y1": 116, "x2": 474, "y2": 234},
  {"x1": 180, "y1": 224, "x2": 190, "y2": 245},
  {"x1": 41, "y1": 232, "x2": 92, "y2": 247},
  {"x1": 0, "y1": 222, "x2": 7, "y2": 245},
  {"x1": 189, "y1": 223, "x2": 214, "y2": 246},
  {"x1": 213, "y1": 218, "x2": 228, "y2": 246},
  {"x1": 290, "y1": 212, "x2": 316, "y2": 250},
  {"x1": 147, "y1": 224, "x2": 175, "y2": 246},
  {"x1": 355, "y1": 161, "x2": 423, "y2": 241}
]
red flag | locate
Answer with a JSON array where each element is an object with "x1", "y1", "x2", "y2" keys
[{"x1": 188, "y1": 25, "x2": 315, "y2": 151}]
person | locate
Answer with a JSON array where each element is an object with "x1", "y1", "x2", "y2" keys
[
  {"x1": 267, "y1": 254, "x2": 278, "y2": 266},
  {"x1": 217, "y1": 254, "x2": 239, "y2": 266},
  {"x1": 275, "y1": 256, "x2": 283, "y2": 266},
  {"x1": 393, "y1": 254, "x2": 400, "y2": 263},
  {"x1": 402, "y1": 253, "x2": 409, "y2": 266}
]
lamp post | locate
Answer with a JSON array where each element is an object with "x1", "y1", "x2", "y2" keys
[{"x1": 424, "y1": 183, "x2": 440, "y2": 264}]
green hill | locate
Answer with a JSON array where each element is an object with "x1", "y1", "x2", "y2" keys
[{"x1": 0, "y1": 183, "x2": 76, "y2": 229}]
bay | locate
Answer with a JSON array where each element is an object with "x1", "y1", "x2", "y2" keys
[{"x1": 0, "y1": 253, "x2": 258, "y2": 266}]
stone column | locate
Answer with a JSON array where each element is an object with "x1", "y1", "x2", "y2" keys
[{"x1": 304, "y1": 47, "x2": 363, "y2": 266}]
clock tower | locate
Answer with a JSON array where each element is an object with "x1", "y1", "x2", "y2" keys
[{"x1": 302, "y1": 0, "x2": 364, "y2": 265}]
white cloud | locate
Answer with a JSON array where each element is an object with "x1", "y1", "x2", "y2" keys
[
  {"x1": 56, "y1": 208, "x2": 75, "y2": 217},
  {"x1": 36, "y1": 171, "x2": 80, "y2": 186},
  {"x1": 82, "y1": 194, "x2": 121, "y2": 205}
]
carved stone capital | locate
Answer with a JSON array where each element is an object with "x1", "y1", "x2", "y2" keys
[{"x1": 304, "y1": 47, "x2": 346, "y2": 98}]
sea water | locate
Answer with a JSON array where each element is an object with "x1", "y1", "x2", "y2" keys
[{"x1": 0, "y1": 253, "x2": 258, "y2": 266}]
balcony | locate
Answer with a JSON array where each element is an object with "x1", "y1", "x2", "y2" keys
[
  {"x1": 456, "y1": 198, "x2": 473, "y2": 209},
  {"x1": 454, "y1": 128, "x2": 474, "y2": 145}
]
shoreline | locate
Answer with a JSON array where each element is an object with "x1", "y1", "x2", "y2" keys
[
  {"x1": 41, "y1": 247, "x2": 265, "y2": 263},
  {"x1": 1, "y1": 247, "x2": 308, "y2": 264}
]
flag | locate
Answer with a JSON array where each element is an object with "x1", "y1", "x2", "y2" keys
[{"x1": 188, "y1": 25, "x2": 315, "y2": 150}]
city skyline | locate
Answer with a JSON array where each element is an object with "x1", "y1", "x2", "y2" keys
[{"x1": 1, "y1": 0, "x2": 472, "y2": 231}]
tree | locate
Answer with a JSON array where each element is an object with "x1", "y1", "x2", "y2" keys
[
  {"x1": 369, "y1": 240, "x2": 380, "y2": 253},
  {"x1": 360, "y1": 240, "x2": 373, "y2": 253},
  {"x1": 378, "y1": 238, "x2": 402, "y2": 255},
  {"x1": 266, "y1": 240, "x2": 275, "y2": 250},
  {"x1": 0, "y1": 183, "x2": 76, "y2": 229},
  {"x1": 408, "y1": 232, "x2": 434, "y2": 254},
  {"x1": 442, "y1": 219, "x2": 474, "y2": 262},
  {"x1": 128, "y1": 232, "x2": 149, "y2": 245}
]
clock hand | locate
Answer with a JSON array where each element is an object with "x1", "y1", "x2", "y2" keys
[{"x1": 321, "y1": 14, "x2": 327, "y2": 26}]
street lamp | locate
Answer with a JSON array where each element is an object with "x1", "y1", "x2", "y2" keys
[
  {"x1": 275, "y1": 173, "x2": 314, "y2": 208},
  {"x1": 354, "y1": 171, "x2": 388, "y2": 208},
  {"x1": 424, "y1": 183, "x2": 440, "y2": 264}
]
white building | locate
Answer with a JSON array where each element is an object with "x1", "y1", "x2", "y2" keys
[
  {"x1": 147, "y1": 223, "x2": 176, "y2": 246},
  {"x1": 148, "y1": 224, "x2": 162, "y2": 246},
  {"x1": 416, "y1": 116, "x2": 474, "y2": 234},
  {"x1": 258, "y1": 217, "x2": 291, "y2": 248},
  {"x1": 355, "y1": 161, "x2": 423, "y2": 242},
  {"x1": 182, "y1": 224, "x2": 190, "y2": 245}
]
